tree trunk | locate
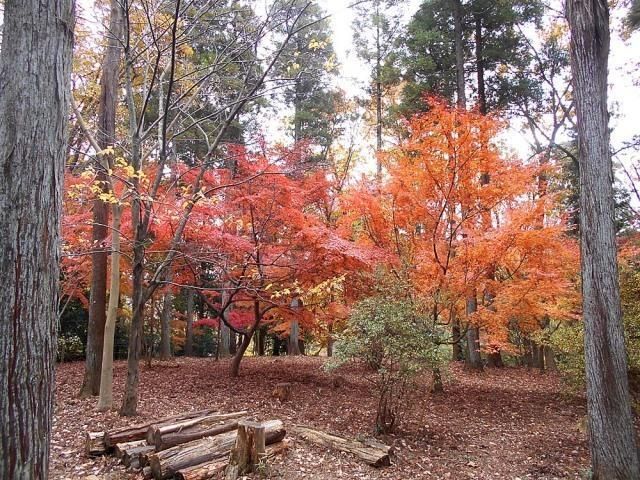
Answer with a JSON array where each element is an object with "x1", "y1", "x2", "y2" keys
[
  {"x1": 81, "y1": 190, "x2": 109, "y2": 397},
  {"x1": 97, "y1": 203, "x2": 122, "y2": 410},
  {"x1": 159, "y1": 287, "x2": 173, "y2": 361},
  {"x1": 231, "y1": 301, "x2": 261, "y2": 377},
  {"x1": 452, "y1": 0, "x2": 466, "y2": 109},
  {"x1": 375, "y1": 0, "x2": 383, "y2": 178},
  {"x1": 229, "y1": 331, "x2": 237, "y2": 355},
  {"x1": 465, "y1": 296, "x2": 483, "y2": 370},
  {"x1": 452, "y1": 314, "x2": 464, "y2": 361},
  {"x1": 474, "y1": 13, "x2": 486, "y2": 115},
  {"x1": 567, "y1": 1, "x2": 640, "y2": 477},
  {"x1": 121, "y1": 131, "x2": 144, "y2": 416},
  {"x1": 544, "y1": 345, "x2": 557, "y2": 372},
  {"x1": 0, "y1": 1, "x2": 74, "y2": 477},
  {"x1": 81, "y1": 0, "x2": 123, "y2": 397},
  {"x1": 218, "y1": 287, "x2": 231, "y2": 357},
  {"x1": 288, "y1": 299, "x2": 302, "y2": 356},
  {"x1": 184, "y1": 289, "x2": 194, "y2": 357}
]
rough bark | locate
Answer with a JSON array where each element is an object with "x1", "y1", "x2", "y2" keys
[
  {"x1": 184, "y1": 289, "x2": 195, "y2": 356},
  {"x1": 566, "y1": 0, "x2": 640, "y2": 477},
  {"x1": 294, "y1": 426, "x2": 392, "y2": 467},
  {"x1": 81, "y1": 0, "x2": 123, "y2": 397},
  {"x1": 0, "y1": 0, "x2": 74, "y2": 477}
]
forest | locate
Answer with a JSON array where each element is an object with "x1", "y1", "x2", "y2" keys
[{"x1": 1, "y1": 0, "x2": 640, "y2": 479}]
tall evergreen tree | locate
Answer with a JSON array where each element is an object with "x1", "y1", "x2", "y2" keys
[
  {"x1": 352, "y1": 0, "x2": 402, "y2": 175},
  {"x1": 398, "y1": 0, "x2": 542, "y2": 115},
  {"x1": 274, "y1": 0, "x2": 338, "y2": 162}
]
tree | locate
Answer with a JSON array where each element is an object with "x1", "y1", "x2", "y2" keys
[
  {"x1": 352, "y1": 0, "x2": 401, "y2": 175},
  {"x1": 341, "y1": 99, "x2": 578, "y2": 372},
  {"x1": 566, "y1": 0, "x2": 640, "y2": 477},
  {"x1": 0, "y1": 0, "x2": 75, "y2": 477},
  {"x1": 80, "y1": 0, "x2": 124, "y2": 398},
  {"x1": 398, "y1": 0, "x2": 542, "y2": 115},
  {"x1": 274, "y1": 0, "x2": 337, "y2": 156}
]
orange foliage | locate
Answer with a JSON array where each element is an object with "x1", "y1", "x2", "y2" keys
[{"x1": 341, "y1": 98, "x2": 579, "y2": 348}]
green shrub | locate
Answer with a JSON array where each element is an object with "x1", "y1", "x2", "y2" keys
[
  {"x1": 57, "y1": 335, "x2": 84, "y2": 362},
  {"x1": 328, "y1": 295, "x2": 443, "y2": 433}
]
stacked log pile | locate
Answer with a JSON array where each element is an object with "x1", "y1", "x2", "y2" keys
[
  {"x1": 84, "y1": 409, "x2": 392, "y2": 479},
  {"x1": 84, "y1": 410, "x2": 288, "y2": 480}
]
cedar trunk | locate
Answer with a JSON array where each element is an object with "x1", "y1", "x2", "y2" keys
[
  {"x1": 567, "y1": 0, "x2": 640, "y2": 477},
  {"x1": 0, "y1": 0, "x2": 74, "y2": 477}
]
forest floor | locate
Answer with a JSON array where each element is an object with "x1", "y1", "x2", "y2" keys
[{"x1": 51, "y1": 357, "x2": 592, "y2": 480}]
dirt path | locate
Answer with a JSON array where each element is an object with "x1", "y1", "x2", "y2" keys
[{"x1": 51, "y1": 357, "x2": 590, "y2": 479}]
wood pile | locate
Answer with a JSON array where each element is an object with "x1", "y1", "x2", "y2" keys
[
  {"x1": 84, "y1": 410, "x2": 287, "y2": 479},
  {"x1": 84, "y1": 409, "x2": 393, "y2": 479}
]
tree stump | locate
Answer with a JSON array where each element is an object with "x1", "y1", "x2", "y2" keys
[
  {"x1": 85, "y1": 431, "x2": 107, "y2": 457},
  {"x1": 272, "y1": 382, "x2": 291, "y2": 402},
  {"x1": 225, "y1": 420, "x2": 267, "y2": 480}
]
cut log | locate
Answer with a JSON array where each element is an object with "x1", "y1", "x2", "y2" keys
[
  {"x1": 154, "y1": 418, "x2": 243, "y2": 451},
  {"x1": 149, "y1": 420, "x2": 285, "y2": 480},
  {"x1": 85, "y1": 431, "x2": 107, "y2": 457},
  {"x1": 176, "y1": 440, "x2": 291, "y2": 480},
  {"x1": 294, "y1": 426, "x2": 392, "y2": 467},
  {"x1": 115, "y1": 439, "x2": 147, "y2": 459},
  {"x1": 272, "y1": 382, "x2": 292, "y2": 402},
  {"x1": 122, "y1": 444, "x2": 155, "y2": 468},
  {"x1": 104, "y1": 408, "x2": 221, "y2": 447},
  {"x1": 225, "y1": 420, "x2": 266, "y2": 480},
  {"x1": 148, "y1": 411, "x2": 248, "y2": 446}
]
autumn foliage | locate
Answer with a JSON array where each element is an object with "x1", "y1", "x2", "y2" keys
[{"x1": 339, "y1": 98, "x2": 579, "y2": 352}]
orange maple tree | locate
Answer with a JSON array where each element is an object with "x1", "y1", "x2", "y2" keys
[{"x1": 340, "y1": 98, "x2": 579, "y2": 355}]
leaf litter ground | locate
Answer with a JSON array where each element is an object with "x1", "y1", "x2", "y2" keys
[{"x1": 51, "y1": 357, "x2": 592, "y2": 479}]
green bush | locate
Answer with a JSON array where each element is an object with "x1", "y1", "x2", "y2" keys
[
  {"x1": 57, "y1": 335, "x2": 85, "y2": 362},
  {"x1": 328, "y1": 295, "x2": 443, "y2": 433}
]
